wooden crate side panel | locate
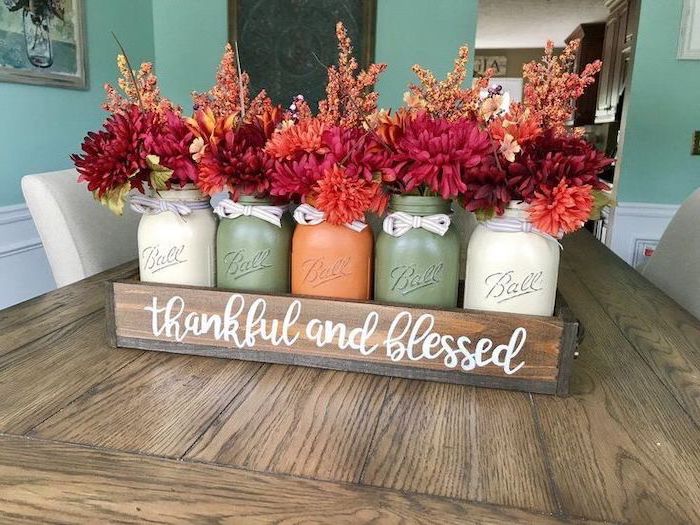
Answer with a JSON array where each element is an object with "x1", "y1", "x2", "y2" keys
[{"x1": 110, "y1": 281, "x2": 566, "y2": 393}]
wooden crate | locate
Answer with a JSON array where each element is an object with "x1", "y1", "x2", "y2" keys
[{"x1": 106, "y1": 280, "x2": 579, "y2": 396}]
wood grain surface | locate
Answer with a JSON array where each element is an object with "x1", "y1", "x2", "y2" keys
[
  {"x1": 532, "y1": 266, "x2": 700, "y2": 524},
  {"x1": 360, "y1": 380, "x2": 558, "y2": 513},
  {"x1": 0, "y1": 435, "x2": 589, "y2": 525},
  {"x1": 31, "y1": 353, "x2": 263, "y2": 457},
  {"x1": 562, "y1": 231, "x2": 700, "y2": 425},
  {"x1": 0, "y1": 231, "x2": 698, "y2": 524},
  {"x1": 187, "y1": 365, "x2": 390, "y2": 483},
  {"x1": 0, "y1": 261, "x2": 137, "y2": 357}
]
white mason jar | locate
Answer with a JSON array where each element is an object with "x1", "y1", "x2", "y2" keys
[
  {"x1": 136, "y1": 185, "x2": 216, "y2": 286},
  {"x1": 463, "y1": 203, "x2": 560, "y2": 316}
]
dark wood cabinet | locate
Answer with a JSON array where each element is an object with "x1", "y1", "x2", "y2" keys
[
  {"x1": 567, "y1": 23, "x2": 605, "y2": 126},
  {"x1": 595, "y1": 0, "x2": 639, "y2": 123}
]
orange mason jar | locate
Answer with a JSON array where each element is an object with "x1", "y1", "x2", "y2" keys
[{"x1": 291, "y1": 222, "x2": 373, "y2": 300}]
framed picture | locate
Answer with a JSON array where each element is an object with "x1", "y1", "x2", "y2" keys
[
  {"x1": 678, "y1": 0, "x2": 700, "y2": 59},
  {"x1": 0, "y1": 0, "x2": 87, "y2": 89},
  {"x1": 228, "y1": 0, "x2": 376, "y2": 108}
]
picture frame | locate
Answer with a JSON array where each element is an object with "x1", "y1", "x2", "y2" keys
[
  {"x1": 227, "y1": 0, "x2": 376, "y2": 107},
  {"x1": 678, "y1": 0, "x2": 700, "y2": 59},
  {"x1": 0, "y1": 0, "x2": 88, "y2": 89}
]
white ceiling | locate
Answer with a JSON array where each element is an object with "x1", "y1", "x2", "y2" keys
[{"x1": 476, "y1": 0, "x2": 609, "y2": 48}]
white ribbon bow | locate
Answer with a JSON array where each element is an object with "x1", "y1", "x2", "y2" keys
[
  {"x1": 383, "y1": 212, "x2": 451, "y2": 237},
  {"x1": 293, "y1": 203, "x2": 368, "y2": 232},
  {"x1": 213, "y1": 199, "x2": 285, "y2": 228},
  {"x1": 129, "y1": 194, "x2": 210, "y2": 216},
  {"x1": 482, "y1": 217, "x2": 563, "y2": 249}
]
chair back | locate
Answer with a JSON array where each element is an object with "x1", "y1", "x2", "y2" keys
[
  {"x1": 642, "y1": 187, "x2": 700, "y2": 319},
  {"x1": 21, "y1": 169, "x2": 139, "y2": 287}
]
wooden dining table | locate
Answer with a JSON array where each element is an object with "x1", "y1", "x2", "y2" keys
[{"x1": 0, "y1": 230, "x2": 698, "y2": 524}]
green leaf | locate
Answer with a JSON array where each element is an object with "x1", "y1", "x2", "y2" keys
[
  {"x1": 94, "y1": 183, "x2": 131, "y2": 216},
  {"x1": 146, "y1": 154, "x2": 173, "y2": 190},
  {"x1": 474, "y1": 208, "x2": 496, "y2": 221},
  {"x1": 589, "y1": 190, "x2": 616, "y2": 221}
]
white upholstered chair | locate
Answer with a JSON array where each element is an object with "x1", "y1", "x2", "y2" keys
[
  {"x1": 21, "y1": 169, "x2": 139, "y2": 287},
  {"x1": 641, "y1": 187, "x2": 700, "y2": 320}
]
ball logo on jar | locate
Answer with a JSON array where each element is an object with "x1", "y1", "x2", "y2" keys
[
  {"x1": 301, "y1": 256, "x2": 352, "y2": 288},
  {"x1": 141, "y1": 245, "x2": 187, "y2": 274},
  {"x1": 223, "y1": 249, "x2": 273, "y2": 280},
  {"x1": 484, "y1": 270, "x2": 544, "y2": 303},
  {"x1": 390, "y1": 263, "x2": 443, "y2": 296}
]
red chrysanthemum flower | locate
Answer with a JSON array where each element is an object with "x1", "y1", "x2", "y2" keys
[
  {"x1": 529, "y1": 179, "x2": 593, "y2": 235},
  {"x1": 313, "y1": 164, "x2": 379, "y2": 225},
  {"x1": 394, "y1": 113, "x2": 492, "y2": 198},
  {"x1": 198, "y1": 122, "x2": 272, "y2": 198},
  {"x1": 71, "y1": 105, "x2": 158, "y2": 197},
  {"x1": 265, "y1": 118, "x2": 328, "y2": 160},
  {"x1": 147, "y1": 110, "x2": 198, "y2": 186},
  {"x1": 322, "y1": 125, "x2": 397, "y2": 183},
  {"x1": 269, "y1": 153, "x2": 332, "y2": 201},
  {"x1": 461, "y1": 164, "x2": 511, "y2": 216}
]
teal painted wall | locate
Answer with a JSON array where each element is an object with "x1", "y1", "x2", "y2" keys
[
  {"x1": 0, "y1": 0, "x2": 478, "y2": 206},
  {"x1": 617, "y1": 0, "x2": 700, "y2": 204},
  {"x1": 375, "y1": 0, "x2": 478, "y2": 109},
  {"x1": 152, "y1": 0, "x2": 228, "y2": 111},
  {"x1": 0, "y1": 0, "x2": 155, "y2": 207}
]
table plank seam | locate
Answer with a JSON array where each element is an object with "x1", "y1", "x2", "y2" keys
[
  {"x1": 565, "y1": 262, "x2": 700, "y2": 431},
  {"x1": 0, "y1": 305, "x2": 104, "y2": 361},
  {"x1": 177, "y1": 362, "x2": 268, "y2": 460},
  {"x1": 22, "y1": 350, "x2": 145, "y2": 436},
  {"x1": 0, "y1": 432, "x2": 615, "y2": 525},
  {"x1": 1, "y1": 418, "x2": 622, "y2": 523},
  {"x1": 528, "y1": 392, "x2": 566, "y2": 517}
]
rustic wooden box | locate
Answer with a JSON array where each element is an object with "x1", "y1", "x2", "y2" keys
[{"x1": 106, "y1": 280, "x2": 579, "y2": 396}]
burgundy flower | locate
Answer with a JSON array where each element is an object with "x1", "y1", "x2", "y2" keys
[
  {"x1": 461, "y1": 164, "x2": 511, "y2": 215},
  {"x1": 508, "y1": 131, "x2": 612, "y2": 201},
  {"x1": 71, "y1": 105, "x2": 158, "y2": 197},
  {"x1": 322, "y1": 125, "x2": 397, "y2": 183},
  {"x1": 147, "y1": 110, "x2": 198, "y2": 187},
  {"x1": 198, "y1": 122, "x2": 272, "y2": 198},
  {"x1": 393, "y1": 113, "x2": 492, "y2": 199}
]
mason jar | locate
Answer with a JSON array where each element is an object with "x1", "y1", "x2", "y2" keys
[
  {"x1": 375, "y1": 195, "x2": 460, "y2": 308},
  {"x1": 291, "y1": 222, "x2": 373, "y2": 300},
  {"x1": 217, "y1": 196, "x2": 293, "y2": 293},
  {"x1": 463, "y1": 203, "x2": 560, "y2": 316},
  {"x1": 137, "y1": 185, "x2": 216, "y2": 286}
]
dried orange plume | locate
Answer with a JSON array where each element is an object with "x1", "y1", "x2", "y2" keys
[
  {"x1": 318, "y1": 22, "x2": 387, "y2": 128},
  {"x1": 192, "y1": 44, "x2": 274, "y2": 122},
  {"x1": 405, "y1": 45, "x2": 492, "y2": 121},
  {"x1": 103, "y1": 55, "x2": 179, "y2": 115},
  {"x1": 522, "y1": 39, "x2": 602, "y2": 134}
]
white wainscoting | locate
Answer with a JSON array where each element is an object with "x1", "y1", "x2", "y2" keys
[
  {"x1": 606, "y1": 202, "x2": 680, "y2": 267},
  {"x1": 0, "y1": 203, "x2": 56, "y2": 309}
]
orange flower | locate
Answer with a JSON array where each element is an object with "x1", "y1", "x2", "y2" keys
[
  {"x1": 313, "y1": 164, "x2": 378, "y2": 225},
  {"x1": 489, "y1": 104, "x2": 541, "y2": 145},
  {"x1": 265, "y1": 118, "x2": 328, "y2": 160},
  {"x1": 529, "y1": 179, "x2": 593, "y2": 236}
]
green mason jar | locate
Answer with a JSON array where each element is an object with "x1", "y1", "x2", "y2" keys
[
  {"x1": 216, "y1": 196, "x2": 294, "y2": 293},
  {"x1": 375, "y1": 195, "x2": 460, "y2": 308}
]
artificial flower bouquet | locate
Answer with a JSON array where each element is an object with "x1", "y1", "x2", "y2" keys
[
  {"x1": 72, "y1": 55, "x2": 217, "y2": 286},
  {"x1": 265, "y1": 23, "x2": 389, "y2": 300},
  {"x1": 73, "y1": 24, "x2": 612, "y2": 316}
]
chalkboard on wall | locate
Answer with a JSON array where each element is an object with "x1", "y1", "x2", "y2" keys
[{"x1": 229, "y1": 0, "x2": 377, "y2": 110}]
